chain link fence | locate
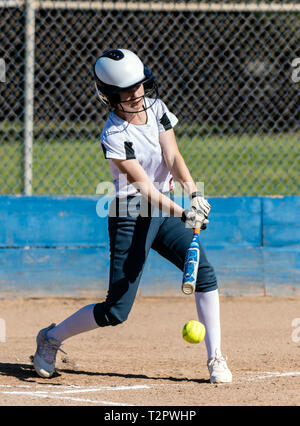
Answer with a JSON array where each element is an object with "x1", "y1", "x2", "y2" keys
[{"x1": 0, "y1": 1, "x2": 299, "y2": 196}]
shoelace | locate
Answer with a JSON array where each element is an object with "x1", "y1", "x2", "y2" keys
[
  {"x1": 39, "y1": 335, "x2": 66, "y2": 364},
  {"x1": 208, "y1": 354, "x2": 228, "y2": 368}
]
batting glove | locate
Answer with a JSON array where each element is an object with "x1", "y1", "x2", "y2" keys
[
  {"x1": 181, "y1": 209, "x2": 209, "y2": 230},
  {"x1": 190, "y1": 192, "x2": 211, "y2": 219}
]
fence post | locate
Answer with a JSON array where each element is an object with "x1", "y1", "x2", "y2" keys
[{"x1": 24, "y1": 0, "x2": 35, "y2": 195}]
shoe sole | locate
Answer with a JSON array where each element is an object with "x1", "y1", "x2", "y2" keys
[
  {"x1": 33, "y1": 355, "x2": 54, "y2": 378},
  {"x1": 210, "y1": 377, "x2": 232, "y2": 384}
]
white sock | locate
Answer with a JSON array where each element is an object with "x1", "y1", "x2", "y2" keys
[
  {"x1": 46, "y1": 304, "x2": 99, "y2": 343},
  {"x1": 195, "y1": 289, "x2": 221, "y2": 360}
]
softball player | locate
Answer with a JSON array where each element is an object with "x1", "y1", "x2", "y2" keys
[{"x1": 33, "y1": 49, "x2": 232, "y2": 384}]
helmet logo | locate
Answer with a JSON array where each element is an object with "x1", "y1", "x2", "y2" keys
[{"x1": 101, "y1": 49, "x2": 124, "y2": 61}]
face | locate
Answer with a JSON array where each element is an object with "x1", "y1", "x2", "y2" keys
[{"x1": 118, "y1": 84, "x2": 145, "y2": 112}]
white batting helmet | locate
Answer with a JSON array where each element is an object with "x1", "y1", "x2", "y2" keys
[{"x1": 94, "y1": 49, "x2": 157, "y2": 110}]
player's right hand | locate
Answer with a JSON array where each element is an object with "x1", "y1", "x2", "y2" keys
[{"x1": 181, "y1": 209, "x2": 209, "y2": 230}]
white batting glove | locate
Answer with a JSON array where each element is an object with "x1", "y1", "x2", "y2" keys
[
  {"x1": 181, "y1": 210, "x2": 209, "y2": 230},
  {"x1": 181, "y1": 192, "x2": 211, "y2": 229},
  {"x1": 190, "y1": 192, "x2": 211, "y2": 220}
]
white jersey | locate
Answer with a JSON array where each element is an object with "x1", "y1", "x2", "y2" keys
[{"x1": 100, "y1": 98, "x2": 178, "y2": 197}]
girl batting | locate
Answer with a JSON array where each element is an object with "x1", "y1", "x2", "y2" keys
[{"x1": 33, "y1": 49, "x2": 232, "y2": 384}]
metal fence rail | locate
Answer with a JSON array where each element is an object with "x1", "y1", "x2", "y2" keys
[{"x1": 0, "y1": 1, "x2": 299, "y2": 196}]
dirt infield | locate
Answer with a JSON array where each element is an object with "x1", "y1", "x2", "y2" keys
[{"x1": 0, "y1": 295, "x2": 299, "y2": 406}]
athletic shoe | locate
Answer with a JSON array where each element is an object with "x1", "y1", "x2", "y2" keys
[
  {"x1": 207, "y1": 352, "x2": 232, "y2": 383},
  {"x1": 33, "y1": 323, "x2": 65, "y2": 378}
]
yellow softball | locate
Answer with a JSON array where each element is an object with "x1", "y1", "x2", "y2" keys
[{"x1": 182, "y1": 320, "x2": 206, "y2": 344}]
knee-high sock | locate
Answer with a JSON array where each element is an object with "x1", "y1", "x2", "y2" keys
[
  {"x1": 46, "y1": 304, "x2": 99, "y2": 343},
  {"x1": 195, "y1": 289, "x2": 221, "y2": 359}
]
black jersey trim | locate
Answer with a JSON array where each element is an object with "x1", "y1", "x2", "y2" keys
[
  {"x1": 124, "y1": 141, "x2": 136, "y2": 159},
  {"x1": 160, "y1": 113, "x2": 172, "y2": 131},
  {"x1": 101, "y1": 143, "x2": 108, "y2": 159}
]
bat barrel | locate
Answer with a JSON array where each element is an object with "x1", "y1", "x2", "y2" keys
[{"x1": 181, "y1": 228, "x2": 200, "y2": 295}]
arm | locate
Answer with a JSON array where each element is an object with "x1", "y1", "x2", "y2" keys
[
  {"x1": 159, "y1": 128, "x2": 197, "y2": 196},
  {"x1": 159, "y1": 128, "x2": 211, "y2": 227},
  {"x1": 111, "y1": 158, "x2": 184, "y2": 217}
]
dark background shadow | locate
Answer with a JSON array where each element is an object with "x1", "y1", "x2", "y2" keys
[{"x1": 0, "y1": 362, "x2": 209, "y2": 384}]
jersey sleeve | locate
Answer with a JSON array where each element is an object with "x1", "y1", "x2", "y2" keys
[
  {"x1": 100, "y1": 133, "x2": 136, "y2": 161},
  {"x1": 156, "y1": 99, "x2": 178, "y2": 133}
]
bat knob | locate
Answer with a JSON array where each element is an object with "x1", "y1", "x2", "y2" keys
[{"x1": 181, "y1": 282, "x2": 195, "y2": 295}]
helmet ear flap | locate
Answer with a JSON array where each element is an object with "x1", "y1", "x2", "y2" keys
[
  {"x1": 95, "y1": 81, "x2": 121, "y2": 109},
  {"x1": 143, "y1": 66, "x2": 157, "y2": 98},
  {"x1": 108, "y1": 93, "x2": 121, "y2": 109}
]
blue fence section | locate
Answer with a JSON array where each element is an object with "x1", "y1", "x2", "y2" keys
[
  {"x1": 0, "y1": 196, "x2": 299, "y2": 296},
  {"x1": 262, "y1": 197, "x2": 300, "y2": 247},
  {"x1": 0, "y1": 196, "x2": 108, "y2": 247}
]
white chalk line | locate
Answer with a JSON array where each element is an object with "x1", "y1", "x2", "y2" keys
[
  {"x1": 0, "y1": 384, "x2": 150, "y2": 392},
  {"x1": 0, "y1": 384, "x2": 151, "y2": 406},
  {"x1": 1, "y1": 391, "x2": 133, "y2": 406},
  {"x1": 1, "y1": 371, "x2": 299, "y2": 404},
  {"x1": 52, "y1": 385, "x2": 151, "y2": 394},
  {"x1": 213, "y1": 370, "x2": 300, "y2": 385},
  {"x1": 247, "y1": 371, "x2": 300, "y2": 381}
]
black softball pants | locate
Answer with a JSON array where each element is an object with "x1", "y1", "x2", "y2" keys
[{"x1": 93, "y1": 197, "x2": 218, "y2": 327}]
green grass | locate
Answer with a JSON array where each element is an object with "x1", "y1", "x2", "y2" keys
[
  {"x1": 0, "y1": 121, "x2": 299, "y2": 196},
  {"x1": 179, "y1": 133, "x2": 300, "y2": 196}
]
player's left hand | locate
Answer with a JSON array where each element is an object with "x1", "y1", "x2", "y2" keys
[
  {"x1": 181, "y1": 210, "x2": 209, "y2": 230},
  {"x1": 190, "y1": 192, "x2": 211, "y2": 220}
]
